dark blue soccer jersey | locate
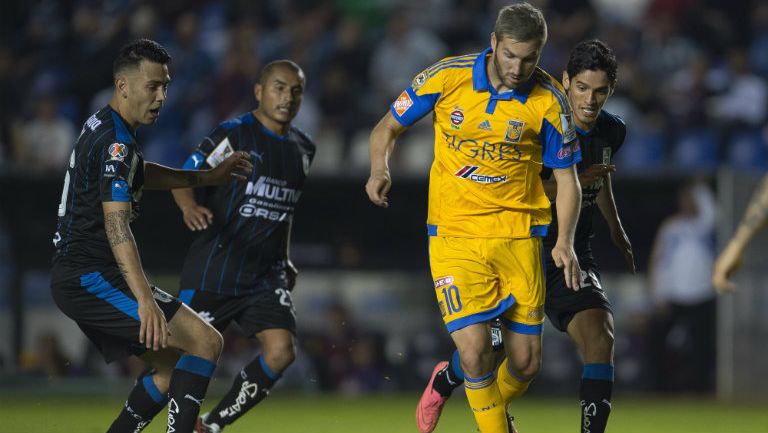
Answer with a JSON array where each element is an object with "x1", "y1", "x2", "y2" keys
[
  {"x1": 52, "y1": 105, "x2": 145, "y2": 276},
  {"x1": 179, "y1": 112, "x2": 315, "y2": 295},
  {"x1": 541, "y1": 110, "x2": 626, "y2": 269}
]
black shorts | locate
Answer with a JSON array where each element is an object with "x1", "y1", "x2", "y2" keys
[
  {"x1": 544, "y1": 266, "x2": 612, "y2": 332},
  {"x1": 50, "y1": 266, "x2": 182, "y2": 363},
  {"x1": 178, "y1": 287, "x2": 296, "y2": 336}
]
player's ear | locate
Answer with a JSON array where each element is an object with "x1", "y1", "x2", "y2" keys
[
  {"x1": 115, "y1": 75, "x2": 129, "y2": 99},
  {"x1": 490, "y1": 32, "x2": 497, "y2": 51},
  {"x1": 561, "y1": 71, "x2": 570, "y2": 91},
  {"x1": 254, "y1": 82, "x2": 262, "y2": 103}
]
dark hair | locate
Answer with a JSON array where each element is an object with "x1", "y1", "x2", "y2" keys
[
  {"x1": 113, "y1": 39, "x2": 171, "y2": 77},
  {"x1": 259, "y1": 59, "x2": 305, "y2": 86},
  {"x1": 566, "y1": 39, "x2": 618, "y2": 86},
  {"x1": 494, "y1": 3, "x2": 547, "y2": 44}
]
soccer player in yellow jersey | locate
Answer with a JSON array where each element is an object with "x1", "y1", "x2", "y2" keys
[{"x1": 366, "y1": 3, "x2": 582, "y2": 433}]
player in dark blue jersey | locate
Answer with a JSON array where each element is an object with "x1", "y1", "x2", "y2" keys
[
  {"x1": 416, "y1": 40, "x2": 634, "y2": 433},
  {"x1": 51, "y1": 39, "x2": 252, "y2": 433},
  {"x1": 170, "y1": 60, "x2": 315, "y2": 433}
]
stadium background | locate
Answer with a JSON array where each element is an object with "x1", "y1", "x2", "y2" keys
[{"x1": 1, "y1": 0, "x2": 767, "y2": 432}]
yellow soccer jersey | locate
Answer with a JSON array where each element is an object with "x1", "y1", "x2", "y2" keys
[{"x1": 391, "y1": 48, "x2": 581, "y2": 238}]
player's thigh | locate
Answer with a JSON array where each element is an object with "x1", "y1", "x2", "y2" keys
[
  {"x1": 566, "y1": 307, "x2": 614, "y2": 363},
  {"x1": 166, "y1": 303, "x2": 222, "y2": 355},
  {"x1": 429, "y1": 237, "x2": 507, "y2": 332},
  {"x1": 492, "y1": 238, "x2": 546, "y2": 334}
]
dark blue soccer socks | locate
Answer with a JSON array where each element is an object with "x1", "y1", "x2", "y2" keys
[
  {"x1": 167, "y1": 355, "x2": 216, "y2": 433},
  {"x1": 580, "y1": 363, "x2": 614, "y2": 433},
  {"x1": 107, "y1": 372, "x2": 168, "y2": 433},
  {"x1": 206, "y1": 354, "x2": 280, "y2": 427}
]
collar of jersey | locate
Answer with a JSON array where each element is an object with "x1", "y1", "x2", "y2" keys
[
  {"x1": 472, "y1": 48, "x2": 534, "y2": 104},
  {"x1": 576, "y1": 125, "x2": 594, "y2": 136}
]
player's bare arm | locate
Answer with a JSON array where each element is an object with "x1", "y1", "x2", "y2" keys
[
  {"x1": 143, "y1": 151, "x2": 253, "y2": 190},
  {"x1": 171, "y1": 188, "x2": 213, "y2": 231},
  {"x1": 103, "y1": 200, "x2": 168, "y2": 351},
  {"x1": 366, "y1": 111, "x2": 408, "y2": 208},
  {"x1": 542, "y1": 164, "x2": 615, "y2": 201},
  {"x1": 713, "y1": 174, "x2": 768, "y2": 293},
  {"x1": 551, "y1": 164, "x2": 582, "y2": 289},
  {"x1": 596, "y1": 172, "x2": 636, "y2": 273}
]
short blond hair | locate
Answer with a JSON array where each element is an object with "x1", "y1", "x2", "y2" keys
[{"x1": 494, "y1": 3, "x2": 547, "y2": 43}]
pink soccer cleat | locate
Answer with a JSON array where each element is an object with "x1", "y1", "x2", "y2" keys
[{"x1": 416, "y1": 361, "x2": 450, "y2": 433}]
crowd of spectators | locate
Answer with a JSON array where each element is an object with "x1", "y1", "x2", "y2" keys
[{"x1": 1, "y1": 0, "x2": 767, "y2": 176}]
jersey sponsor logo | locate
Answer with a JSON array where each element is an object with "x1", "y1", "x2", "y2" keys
[
  {"x1": 450, "y1": 107, "x2": 464, "y2": 130},
  {"x1": 241, "y1": 176, "x2": 300, "y2": 221},
  {"x1": 108, "y1": 143, "x2": 127, "y2": 161},
  {"x1": 455, "y1": 165, "x2": 507, "y2": 184},
  {"x1": 478, "y1": 119, "x2": 492, "y2": 131},
  {"x1": 85, "y1": 114, "x2": 101, "y2": 131},
  {"x1": 444, "y1": 132, "x2": 522, "y2": 161},
  {"x1": 560, "y1": 112, "x2": 577, "y2": 143},
  {"x1": 239, "y1": 204, "x2": 289, "y2": 221},
  {"x1": 393, "y1": 91, "x2": 413, "y2": 116},
  {"x1": 245, "y1": 176, "x2": 301, "y2": 203},
  {"x1": 504, "y1": 119, "x2": 524, "y2": 143},
  {"x1": 411, "y1": 71, "x2": 428, "y2": 91},
  {"x1": 206, "y1": 137, "x2": 234, "y2": 168},
  {"x1": 557, "y1": 141, "x2": 581, "y2": 160}
]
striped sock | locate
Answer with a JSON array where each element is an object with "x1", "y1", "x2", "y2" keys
[
  {"x1": 167, "y1": 355, "x2": 216, "y2": 433},
  {"x1": 464, "y1": 372, "x2": 508, "y2": 433},
  {"x1": 496, "y1": 358, "x2": 531, "y2": 407}
]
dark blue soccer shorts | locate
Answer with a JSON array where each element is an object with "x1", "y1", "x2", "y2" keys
[
  {"x1": 51, "y1": 266, "x2": 182, "y2": 362},
  {"x1": 544, "y1": 265, "x2": 613, "y2": 332},
  {"x1": 178, "y1": 285, "x2": 296, "y2": 337}
]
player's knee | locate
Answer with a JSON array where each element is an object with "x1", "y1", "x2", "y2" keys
[
  {"x1": 195, "y1": 325, "x2": 224, "y2": 362},
  {"x1": 586, "y1": 327, "x2": 614, "y2": 361},
  {"x1": 518, "y1": 356, "x2": 542, "y2": 380},
  {"x1": 509, "y1": 352, "x2": 541, "y2": 380},
  {"x1": 458, "y1": 349, "x2": 490, "y2": 378},
  {"x1": 264, "y1": 340, "x2": 296, "y2": 371}
]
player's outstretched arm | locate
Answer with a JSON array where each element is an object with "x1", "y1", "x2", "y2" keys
[
  {"x1": 143, "y1": 151, "x2": 253, "y2": 190},
  {"x1": 596, "y1": 172, "x2": 636, "y2": 273},
  {"x1": 171, "y1": 188, "x2": 213, "y2": 231},
  {"x1": 713, "y1": 174, "x2": 768, "y2": 293},
  {"x1": 103, "y1": 200, "x2": 168, "y2": 351},
  {"x1": 551, "y1": 165, "x2": 582, "y2": 290},
  {"x1": 366, "y1": 111, "x2": 407, "y2": 208}
]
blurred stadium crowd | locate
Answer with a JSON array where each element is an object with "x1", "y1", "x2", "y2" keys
[
  {"x1": 1, "y1": 0, "x2": 767, "y2": 396},
  {"x1": 1, "y1": 0, "x2": 768, "y2": 175}
]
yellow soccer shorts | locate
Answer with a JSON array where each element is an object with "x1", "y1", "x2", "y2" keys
[{"x1": 429, "y1": 235, "x2": 545, "y2": 335}]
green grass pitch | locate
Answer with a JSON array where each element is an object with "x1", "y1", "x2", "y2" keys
[{"x1": 2, "y1": 393, "x2": 766, "y2": 433}]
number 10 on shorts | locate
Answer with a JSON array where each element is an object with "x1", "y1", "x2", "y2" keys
[{"x1": 439, "y1": 285, "x2": 463, "y2": 317}]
